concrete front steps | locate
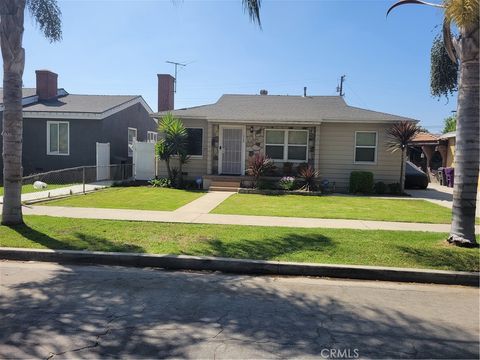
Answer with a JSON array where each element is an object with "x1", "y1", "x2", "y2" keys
[{"x1": 209, "y1": 180, "x2": 241, "y2": 192}]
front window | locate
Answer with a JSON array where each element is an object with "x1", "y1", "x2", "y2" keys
[
  {"x1": 265, "y1": 129, "x2": 308, "y2": 162},
  {"x1": 186, "y1": 128, "x2": 203, "y2": 156},
  {"x1": 47, "y1": 121, "x2": 69, "y2": 155},
  {"x1": 128, "y1": 127, "x2": 137, "y2": 157},
  {"x1": 355, "y1": 131, "x2": 377, "y2": 163},
  {"x1": 147, "y1": 131, "x2": 158, "y2": 143}
]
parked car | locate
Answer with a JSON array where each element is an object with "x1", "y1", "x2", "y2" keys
[{"x1": 405, "y1": 161, "x2": 428, "y2": 189}]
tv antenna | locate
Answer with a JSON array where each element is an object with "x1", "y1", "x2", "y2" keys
[
  {"x1": 166, "y1": 60, "x2": 187, "y2": 93},
  {"x1": 336, "y1": 75, "x2": 346, "y2": 97}
]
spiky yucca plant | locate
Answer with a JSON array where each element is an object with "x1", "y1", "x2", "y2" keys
[
  {"x1": 298, "y1": 165, "x2": 320, "y2": 192},
  {"x1": 386, "y1": 121, "x2": 421, "y2": 194},
  {"x1": 247, "y1": 153, "x2": 273, "y2": 189}
]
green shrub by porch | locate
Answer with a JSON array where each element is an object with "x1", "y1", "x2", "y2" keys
[{"x1": 349, "y1": 171, "x2": 374, "y2": 194}]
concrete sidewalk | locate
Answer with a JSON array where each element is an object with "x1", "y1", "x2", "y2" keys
[
  {"x1": 0, "y1": 181, "x2": 112, "y2": 204},
  {"x1": 19, "y1": 203, "x2": 478, "y2": 233}
]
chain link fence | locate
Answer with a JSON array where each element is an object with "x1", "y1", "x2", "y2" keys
[{"x1": 18, "y1": 164, "x2": 134, "y2": 194}]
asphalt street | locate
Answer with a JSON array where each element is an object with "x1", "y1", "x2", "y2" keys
[{"x1": 0, "y1": 261, "x2": 478, "y2": 359}]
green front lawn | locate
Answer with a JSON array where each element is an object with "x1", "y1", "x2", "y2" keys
[
  {"x1": 41, "y1": 187, "x2": 205, "y2": 211},
  {"x1": 1, "y1": 216, "x2": 478, "y2": 271},
  {"x1": 211, "y1": 194, "x2": 465, "y2": 224},
  {"x1": 0, "y1": 184, "x2": 76, "y2": 196}
]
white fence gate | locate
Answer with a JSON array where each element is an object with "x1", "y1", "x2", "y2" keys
[
  {"x1": 96, "y1": 142, "x2": 110, "y2": 181},
  {"x1": 133, "y1": 140, "x2": 156, "y2": 181}
]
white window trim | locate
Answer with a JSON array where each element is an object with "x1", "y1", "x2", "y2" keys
[
  {"x1": 47, "y1": 121, "x2": 70, "y2": 156},
  {"x1": 147, "y1": 131, "x2": 158, "y2": 143},
  {"x1": 186, "y1": 127, "x2": 204, "y2": 159},
  {"x1": 354, "y1": 131, "x2": 378, "y2": 165},
  {"x1": 128, "y1": 127, "x2": 137, "y2": 158},
  {"x1": 264, "y1": 129, "x2": 308, "y2": 162}
]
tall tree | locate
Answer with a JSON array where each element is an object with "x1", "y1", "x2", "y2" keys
[
  {"x1": 386, "y1": 121, "x2": 421, "y2": 194},
  {"x1": 0, "y1": 0, "x2": 261, "y2": 225},
  {"x1": 388, "y1": 0, "x2": 479, "y2": 246},
  {"x1": 0, "y1": 0, "x2": 62, "y2": 225},
  {"x1": 442, "y1": 114, "x2": 457, "y2": 133}
]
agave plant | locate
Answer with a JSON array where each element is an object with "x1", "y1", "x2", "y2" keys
[
  {"x1": 247, "y1": 153, "x2": 274, "y2": 189},
  {"x1": 386, "y1": 121, "x2": 421, "y2": 194},
  {"x1": 298, "y1": 165, "x2": 319, "y2": 192},
  {"x1": 388, "y1": 0, "x2": 479, "y2": 246}
]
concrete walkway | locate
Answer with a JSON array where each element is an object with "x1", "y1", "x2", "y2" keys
[
  {"x1": 19, "y1": 203, "x2": 479, "y2": 233},
  {"x1": 406, "y1": 183, "x2": 480, "y2": 217},
  {"x1": 173, "y1": 191, "x2": 235, "y2": 214},
  {"x1": 0, "y1": 181, "x2": 112, "y2": 204}
]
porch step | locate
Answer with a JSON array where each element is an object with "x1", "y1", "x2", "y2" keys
[
  {"x1": 209, "y1": 186, "x2": 239, "y2": 192},
  {"x1": 210, "y1": 180, "x2": 241, "y2": 188}
]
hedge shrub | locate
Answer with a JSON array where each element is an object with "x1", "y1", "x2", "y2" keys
[{"x1": 349, "y1": 171, "x2": 374, "y2": 194}]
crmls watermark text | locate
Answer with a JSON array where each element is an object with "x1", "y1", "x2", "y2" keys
[{"x1": 320, "y1": 348, "x2": 360, "y2": 359}]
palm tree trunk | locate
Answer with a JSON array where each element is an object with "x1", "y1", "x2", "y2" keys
[
  {"x1": 448, "y1": 24, "x2": 479, "y2": 246},
  {"x1": 0, "y1": 0, "x2": 26, "y2": 225},
  {"x1": 400, "y1": 147, "x2": 406, "y2": 194}
]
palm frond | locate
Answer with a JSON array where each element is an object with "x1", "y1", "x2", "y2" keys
[
  {"x1": 442, "y1": 17, "x2": 457, "y2": 62},
  {"x1": 386, "y1": 0, "x2": 444, "y2": 17},
  {"x1": 242, "y1": 0, "x2": 262, "y2": 28},
  {"x1": 386, "y1": 121, "x2": 421, "y2": 152},
  {"x1": 27, "y1": 0, "x2": 62, "y2": 42},
  {"x1": 444, "y1": 0, "x2": 479, "y2": 29}
]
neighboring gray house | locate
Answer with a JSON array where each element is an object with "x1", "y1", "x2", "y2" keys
[
  {"x1": 0, "y1": 70, "x2": 157, "y2": 175},
  {"x1": 153, "y1": 76, "x2": 417, "y2": 191}
]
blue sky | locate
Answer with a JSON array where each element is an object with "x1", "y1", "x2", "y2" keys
[{"x1": 18, "y1": 0, "x2": 454, "y2": 132}]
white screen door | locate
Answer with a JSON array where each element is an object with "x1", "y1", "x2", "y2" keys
[
  {"x1": 96, "y1": 142, "x2": 110, "y2": 181},
  {"x1": 220, "y1": 127, "x2": 243, "y2": 175}
]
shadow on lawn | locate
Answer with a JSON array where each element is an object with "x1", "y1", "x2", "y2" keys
[
  {"x1": 1, "y1": 263, "x2": 478, "y2": 359},
  {"x1": 396, "y1": 245, "x2": 480, "y2": 272},
  {"x1": 8, "y1": 224, "x2": 145, "y2": 253},
  {"x1": 195, "y1": 233, "x2": 335, "y2": 260}
]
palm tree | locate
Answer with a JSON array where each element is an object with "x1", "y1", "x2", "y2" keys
[
  {"x1": 156, "y1": 113, "x2": 188, "y2": 187},
  {"x1": 388, "y1": 0, "x2": 479, "y2": 246},
  {"x1": 0, "y1": 1, "x2": 260, "y2": 225},
  {"x1": 386, "y1": 121, "x2": 421, "y2": 194},
  {"x1": 0, "y1": 0, "x2": 62, "y2": 225}
]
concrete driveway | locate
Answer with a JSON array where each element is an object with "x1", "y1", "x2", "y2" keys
[
  {"x1": 406, "y1": 183, "x2": 480, "y2": 217},
  {"x1": 1, "y1": 261, "x2": 478, "y2": 359}
]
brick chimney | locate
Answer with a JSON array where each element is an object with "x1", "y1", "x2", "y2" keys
[
  {"x1": 157, "y1": 74, "x2": 175, "y2": 112},
  {"x1": 35, "y1": 70, "x2": 58, "y2": 100}
]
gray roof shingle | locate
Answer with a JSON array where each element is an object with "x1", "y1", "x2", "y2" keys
[
  {"x1": 156, "y1": 94, "x2": 416, "y2": 123},
  {"x1": 1, "y1": 88, "x2": 140, "y2": 114},
  {"x1": 23, "y1": 94, "x2": 139, "y2": 113},
  {"x1": 0, "y1": 88, "x2": 37, "y2": 103}
]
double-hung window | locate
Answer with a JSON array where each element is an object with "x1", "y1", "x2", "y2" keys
[
  {"x1": 47, "y1": 121, "x2": 69, "y2": 155},
  {"x1": 128, "y1": 127, "x2": 137, "y2": 157},
  {"x1": 186, "y1": 128, "x2": 203, "y2": 157},
  {"x1": 265, "y1": 129, "x2": 308, "y2": 162},
  {"x1": 147, "y1": 131, "x2": 158, "y2": 143},
  {"x1": 354, "y1": 131, "x2": 377, "y2": 163}
]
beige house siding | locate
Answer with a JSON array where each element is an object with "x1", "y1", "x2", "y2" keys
[
  {"x1": 156, "y1": 118, "x2": 208, "y2": 179},
  {"x1": 318, "y1": 122, "x2": 401, "y2": 191}
]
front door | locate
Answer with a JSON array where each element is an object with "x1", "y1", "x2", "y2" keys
[{"x1": 219, "y1": 126, "x2": 245, "y2": 175}]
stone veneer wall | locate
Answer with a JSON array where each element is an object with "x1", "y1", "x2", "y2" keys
[
  {"x1": 212, "y1": 124, "x2": 219, "y2": 174},
  {"x1": 211, "y1": 124, "x2": 316, "y2": 175}
]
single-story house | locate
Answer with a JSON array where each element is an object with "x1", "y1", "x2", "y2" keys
[
  {"x1": 153, "y1": 75, "x2": 417, "y2": 191},
  {"x1": 0, "y1": 70, "x2": 158, "y2": 176}
]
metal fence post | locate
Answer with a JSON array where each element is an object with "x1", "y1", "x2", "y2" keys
[{"x1": 82, "y1": 167, "x2": 86, "y2": 194}]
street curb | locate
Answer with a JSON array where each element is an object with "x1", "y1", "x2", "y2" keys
[{"x1": 0, "y1": 247, "x2": 478, "y2": 287}]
